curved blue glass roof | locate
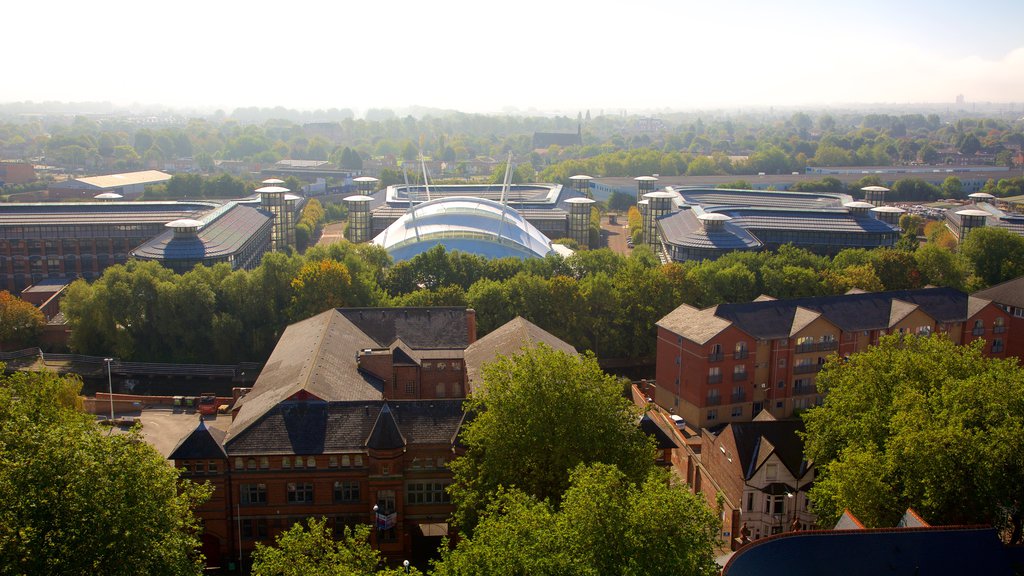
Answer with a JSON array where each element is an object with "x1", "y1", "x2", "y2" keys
[{"x1": 372, "y1": 196, "x2": 554, "y2": 261}]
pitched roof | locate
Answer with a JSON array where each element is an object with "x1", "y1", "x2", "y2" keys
[
  {"x1": 692, "y1": 287, "x2": 974, "y2": 341},
  {"x1": 169, "y1": 418, "x2": 227, "y2": 460},
  {"x1": 464, "y1": 316, "x2": 577, "y2": 391},
  {"x1": 967, "y1": 295, "x2": 993, "y2": 319},
  {"x1": 367, "y1": 403, "x2": 406, "y2": 450},
  {"x1": 725, "y1": 419, "x2": 808, "y2": 481},
  {"x1": 789, "y1": 307, "x2": 823, "y2": 337},
  {"x1": 225, "y1": 400, "x2": 465, "y2": 455},
  {"x1": 640, "y1": 412, "x2": 680, "y2": 450},
  {"x1": 338, "y1": 307, "x2": 471, "y2": 349},
  {"x1": 657, "y1": 303, "x2": 734, "y2": 344},
  {"x1": 227, "y1": 307, "x2": 472, "y2": 442},
  {"x1": 973, "y1": 275, "x2": 1024, "y2": 309}
]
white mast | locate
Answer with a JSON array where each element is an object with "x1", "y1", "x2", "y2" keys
[
  {"x1": 420, "y1": 154, "x2": 432, "y2": 202},
  {"x1": 497, "y1": 151, "x2": 513, "y2": 244},
  {"x1": 403, "y1": 168, "x2": 420, "y2": 242}
]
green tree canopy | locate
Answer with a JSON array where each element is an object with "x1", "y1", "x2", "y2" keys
[
  {"x1": 959, "y1": 226, "x2": 1024, "y2": 288},
  {"x1": 802, "y1": 335, "x2": 1024, "y2": 541},
  {"x1": 0, "y1": 368, "x2": 211, "y2": 574},
  {"x1": 289, "y1": 259, "x2": 353, "y2": 320},
  {"x1": 0, "y1": 290, "x2": 45, "y2": 349},
  {"x1": 449, "y1": 345, "x2": 655, "y2": 534},
  {"x1": 434, "y1": 464, "x2": 719, "y2": 576},
  {"x1": 251, "y1": 518, "x2": 387, "y2": 576}
]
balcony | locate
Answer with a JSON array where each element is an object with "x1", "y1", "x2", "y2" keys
[
  {"x1": 994, "y1": 326, "x2": 1006, "y2": 334},
  {"x1": 708, "y1": 374, "x2": 723, "y2": 385},
  {"x1": 818, "y1": 341, "x2": 838, "y2": 352},
  {"x1": 734, "y1": 351, "x2": 749, "y2": 360},
  {"x1": 731, "y1": 391, "x2": 746, "y2": 403},
  {"x1": 793, "y1": 384, "x2": 815, "y2": 395},
  {"x1": 795, "y1": 344, "x2": 816, "y2": 354},
  {"x1": 973, "y1": 327, "x2": 985, "y2": 336},
  {"x1": 794, "y1": 364, "x2": 822, "y2": 375},
  {"x1": 706, "y1": 395, "x2": 722, "y2": 406},
  {"x1": 708, "y1": 353, "x2": 724, "y2": 362},
  {"x1": 992, "y1": 345, "x2": 1005, "y2": 354},
  {"x1": 733, "y1": 371, "x2": 748, "y2": 382}
]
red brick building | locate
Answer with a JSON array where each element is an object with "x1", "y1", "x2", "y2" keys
[
  {"x1": 169, "y1": 310, "x2": 578, "y2": 571},
  {"x1": 655, "y1": 287, "x2": 1013, "y2": 429},
  {"x1": 973, "y1": 275, "x2": 1024, "y2": 363},
  {"x1": 685, "y1": 412, "x2": 813, "y2": 548},
  {"x1": 0, "y1": 161, "x2": 36, "y2": 185}
]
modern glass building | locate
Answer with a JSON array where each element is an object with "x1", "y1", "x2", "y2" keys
[
  {"x1": 652, "y1": 188, "x2": 903, "y2": 262},
  {"x1": 131, "y1": 202, "x2": 274, "y2": 274},
  {"x1": 372, "y1": 196, "x2": 555, "y2": 261}
]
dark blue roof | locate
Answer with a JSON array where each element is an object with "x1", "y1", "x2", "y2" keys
[
  {"x1": 131, "y1": 203, "x2": 272, "y2": 261},
  {"x1": 716, "y1": 287, "x2": 970, "y2": 339},
  {"x1": 723, "y1": 527, "x2": 1013, "y2": 576}
]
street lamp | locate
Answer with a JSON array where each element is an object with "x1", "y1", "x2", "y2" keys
[
  {"x1": 104, "y1": 358, "x2": 114, "y2": 420},
  {"x1": 372, "y1": 504, "x2": 380, "y2": 549},
  {"x1": 403, "y1": 560, "x2": 410, "y2": 573}
]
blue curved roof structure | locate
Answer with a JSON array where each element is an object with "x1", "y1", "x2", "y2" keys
[{"x1": 372, "y1": 196, "x2": 554, "y2": 261}]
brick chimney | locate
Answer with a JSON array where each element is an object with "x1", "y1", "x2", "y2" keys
[{"x1": 466, "y1": 308, "x2": 477, "y2": 344}]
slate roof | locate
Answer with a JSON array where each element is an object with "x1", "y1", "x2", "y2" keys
[
  {"x1": 706, "y1": 287, "x2": 976, "y2": 340},
  {"x1": 131, "y1": 202, "x2": 272, "y2": 261},
  {"x1": 225, "y1": 400, "x2": 465, "y2": 455},
  {"x1": 973, "y1": 275, "x2": 1024, "y2": 309},
  {"x1": 338, "y1": 307, "x2": 471, "y2": 349},
  {"x1": 725, "y1": 418, "x2": 808, "y2": 481},
  {"x1": 169, "y1": 418, "x2": 227, "y2": 460},
  {"x1": 656, "y1": 304, "x2": 733, "y2": 345},
  {"x1": 226, "y1": 307, "x2": 471, "y2": 442},
  {"x1": 367, "y1": 403, "x2": 405, "y2": 450},
  {"x1": 464, "y1": 316, "x2": 577, "y2": 391}
]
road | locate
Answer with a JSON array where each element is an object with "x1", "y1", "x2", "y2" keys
[
  {"x1": 317, "y1": 221, "x2": 346, "y2": 246},
  {"x1": 600, "y1": 215, "x2": 632, "y2": 255}
]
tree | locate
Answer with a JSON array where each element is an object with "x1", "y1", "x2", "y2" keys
[
  {"x1": 289, "y1": 259, "x2": 353, "y2": 320},
  {"x1": 251, "y1": 518, "x2": 384, "y2": 576},
  {"x1": 448, "y1": 344, "x2": 655, "y2": 534},
  {"x1": 914, "y1": 244, "x2": 966, "y2": 290},
  {"x1": 0, "y1": 368, "x2": 211, "y2": 574},
  {"x1": 434, "y1": 464, "x2": 719, "y2": 576},
  {"x1": 802, "y1": 335, "x2": 1024, "y2": 541},
  {"x1": 0, "y1": 291, "x2": 44, "y2": 349},
  {"x1": 959, "y1": 226, "x2": 1024, "y2": 287},
  {"x1": 941, "y1": 176, "x2": 963, "y2": 199}
]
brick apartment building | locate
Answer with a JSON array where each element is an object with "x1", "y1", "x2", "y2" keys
[
  {"x1": 973, "y1": 276, "x2": 1024, "y2": 362},
  {"x1": 170, "y1": 309, "x2": 577, "y2": 570},
  {"x1": 655, "y1": 287, "x2": 1013, "y2": 429}
]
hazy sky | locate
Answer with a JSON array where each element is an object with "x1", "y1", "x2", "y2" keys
[{"x1": 6, "y1": 0, "x2": 1023, "y2": 114}]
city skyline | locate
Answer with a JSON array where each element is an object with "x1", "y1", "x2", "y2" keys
[{"x1": 5, "y1": 0, "x2": 1024, "y2": 114}]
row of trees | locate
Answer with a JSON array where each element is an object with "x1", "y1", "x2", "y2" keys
[
  {"x1": 60, "y1": 221, "x2": 1024, "y2": 363},
  {"x1": 4, "y1": 107, "x2": 1020, "y2": 181}
]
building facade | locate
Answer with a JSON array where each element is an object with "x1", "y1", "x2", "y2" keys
[{"x1": 655, "y1": 287, "x2": 1013, "y2": 429}]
